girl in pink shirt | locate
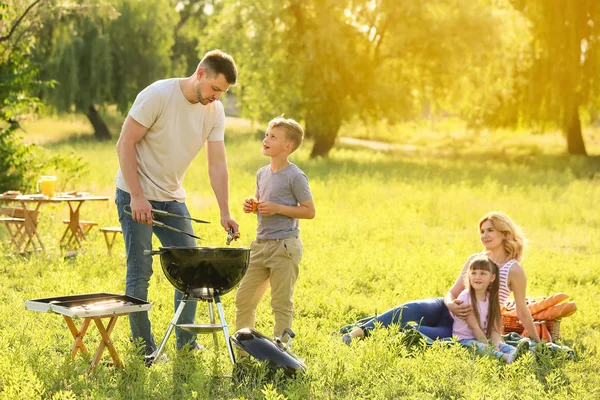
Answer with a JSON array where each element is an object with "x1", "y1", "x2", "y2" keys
[{"x1": 451, "y1": 255, "x2": 519, "y2": 363}]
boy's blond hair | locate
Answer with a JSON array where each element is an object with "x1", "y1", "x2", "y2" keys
[{"x1": 267, "y1": 116, "x2": 304, "y2": 153}]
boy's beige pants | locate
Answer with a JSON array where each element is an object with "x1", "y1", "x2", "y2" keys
[{"x1": 235, "y1": 237, "x2": 303, "y2": 337}]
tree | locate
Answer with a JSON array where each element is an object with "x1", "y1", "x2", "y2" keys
[
  {"x1": 205, "y1": 0, "x2": 373, "y2": 157},
  {"x1": 206, "y1": 0, "x2": 529, "y2": 157},
  {"x1": 170, "y1": 0, "x2": 216, "y2": 75},
  {"x1": 350, "y1": 0, "x2": 530, "y2": 129},
  {"x1": 0, "y1": 1, "x2": 87, "y2": 192},
  {"x1": 508, "y1": 0, "x2": 600, "y2": 155},
  {"x1": 1, "y1": 1, "x2": 46, "y2": 192},
  {"x1": 34, "y1": 0, "x2": 176, "y2": 140}
]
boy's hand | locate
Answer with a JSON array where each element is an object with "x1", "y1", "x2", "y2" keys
[
  {"x1": 243, "y1": 197, "x2": 258, "y2": 213},
  {"x1": 256, "y1": 201, "x2": 279, "y2": 216}
]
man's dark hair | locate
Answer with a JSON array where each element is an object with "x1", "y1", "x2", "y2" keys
[{"x1": 199, "y1": 50, "x2": 238, "y2": 84}]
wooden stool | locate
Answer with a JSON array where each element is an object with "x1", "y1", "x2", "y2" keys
[
  {"x1": 0, "y1": 207, "x2": 41, "y2": 252},
  {"x1": 60, "y1": 220, "x2": 98, "y2": 244},
  {"x1": 100, "y1": 227, "x2": 122, "y2": 254},
  {"x1": 0, "y1": 217, "x2": 26, "y2": 249}
]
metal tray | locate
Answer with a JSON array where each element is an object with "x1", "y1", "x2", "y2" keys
[{"x1": 25, "y1": 292, "x2": 152, "y2": 318}]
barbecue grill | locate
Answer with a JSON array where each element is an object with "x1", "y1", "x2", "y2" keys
[
  {"x1": 145, "y1": 246, "x2": 250, "y2": 365},
  {"x1": 25, "y1": 292, "x2": 151, "y2": 372}
]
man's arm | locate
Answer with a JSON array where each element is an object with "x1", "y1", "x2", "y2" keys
[
  {"x1": 116, "y1": 115, "x2": 153, "y2": 225},
  {"x1": 206, "y1": 140, "x2": 238, "y2": 233}
]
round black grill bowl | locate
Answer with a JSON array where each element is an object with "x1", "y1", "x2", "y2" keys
[{"x1": 154, "y1": 247, "x2": 250, "y2": 298}]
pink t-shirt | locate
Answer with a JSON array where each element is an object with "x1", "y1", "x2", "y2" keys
[{"x1": 451, "y1": 290, "x2": 489, "y2": 340}]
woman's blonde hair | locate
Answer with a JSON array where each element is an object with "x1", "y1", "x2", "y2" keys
[{"x1": 479, "y1": 211, "x2": 527, "y2": 262}]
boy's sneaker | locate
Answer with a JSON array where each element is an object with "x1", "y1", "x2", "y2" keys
[
  {"x1": 192, "y1": 342, "x2": 207, "y2": 352},
  {"x1": 341, "y1": 334, "x2": 353, "y2": 346}
]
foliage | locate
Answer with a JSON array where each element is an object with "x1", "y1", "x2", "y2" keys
[
  {"x1": 0, "y1": 0, "x2": 88, "y2": 192},
  {"x1": 354, "y1": 0, "x2": 531, "y2": 129},
  {"x1": 32, "y1": 0, "x2": 176, "y2": 138},
  {"x1": 205, "y1": 0, "x2": 533, "y2": 158},
  {"x1": 497, "y1": 0, "x2": 600, "y2": 155},
  {"x1": 170, "y1": 0, "x2": 219, "y2": 76},
  {"x1": 0, "y1": 120, "x2": 598, "y2": 399},
  {"x1": 206, "y1": 0, "x2": 371, "y2": 157},
  {"x1": 108, "y1": 0, "x2": 176, "y2": 113},
  {"x1": 0, "y1": 126, "x2": 36, "y2": 193}
]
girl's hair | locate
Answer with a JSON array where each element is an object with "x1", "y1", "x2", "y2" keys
[
  {"x1": 479, "y1": 211, "x2": 527, "y2": 262},
  {"x1": 464, "y1": 256, "x2": 501, "y2": 338}
]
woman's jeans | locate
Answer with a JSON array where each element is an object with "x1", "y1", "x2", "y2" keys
[
  {"x1": 116, "y1": 188, "x2": 198, "y2": 355},
  {"x1": 459, "y1": 339, "x2": 516, "y2": 359},
  {"x1": 359, "y1": 297, "x2": 453, "y2": 339}
]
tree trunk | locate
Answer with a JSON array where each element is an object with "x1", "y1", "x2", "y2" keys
[
  {"x1": 310, "y1": 133, "x2": 337, "y2": 158},
  {"x1": 86, "y1": 105, "x2": 111, "y2": 140},
  {"x1": 564, "y1": 103, "x2": 587, "y2": 156},
  {"x1": 307, "y1": 103, "x2": 342, "y2": 158}
]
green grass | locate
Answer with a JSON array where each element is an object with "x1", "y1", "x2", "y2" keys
[{"x1": 1, "y1": 116, "x2": 600, "y2": 399}]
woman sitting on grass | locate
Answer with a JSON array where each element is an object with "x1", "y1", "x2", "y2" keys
[
  {"x1": 342, "y1": 211, "x2": 541, "y2": 344},
  {"x1": 451, "y1": 255, "x2": 525, "y2": 363}
]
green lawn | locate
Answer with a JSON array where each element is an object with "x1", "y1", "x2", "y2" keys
[{"x1": 1, "y1": 116, "x2": 599, "y2": 399}]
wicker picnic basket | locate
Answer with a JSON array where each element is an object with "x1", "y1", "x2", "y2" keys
[{"x1": 502, "y1": 313, "x2": 562, "y2": 341}]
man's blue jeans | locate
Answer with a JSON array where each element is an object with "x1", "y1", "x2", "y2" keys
[
  {"x1": 359, "y1": 297, "x2": 453, "y2": 339},
  {"x1": 116, "y1": 188, "x2": 198, "y2": 355}
]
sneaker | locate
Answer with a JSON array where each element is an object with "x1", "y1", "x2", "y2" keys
[
  {"x1": 506, "y1": 339, "x2": 529, "y2": 364},
  {"x1": 341, "y1": 333, "x2": 353, "y2": 345},
  {"x1": 177, "y1": 342, "x2": 207, "y2": 352},
  {"x1": 145, "y1": 353, "x2": 169, "y2": 367},
  {"x1": 192, "y1": 342, "x2": 207, "y2": 352},
  {"x1": 514, "y1": 338, "x2": 530, "y2": 359}
]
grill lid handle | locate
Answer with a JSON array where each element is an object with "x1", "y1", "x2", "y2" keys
[{"x1": 143, "y1": 249, "x2": 164, "y2": 256}]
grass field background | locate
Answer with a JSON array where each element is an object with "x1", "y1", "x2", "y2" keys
[{"x1": 0, "y1": 115, "x2": 599, "y2": 399}]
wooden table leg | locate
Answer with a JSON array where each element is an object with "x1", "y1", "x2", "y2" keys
[
  {"x1": 20, "y1": 201, "x2": 44, "y2": 253},
  {"x1": 90, "y1": 316, "x2": 123, "y2": 371},
  {"x1": 64, "y1": 201, "x2": 84, "y2": 249},
  {"x1": 63, "y1": 316, "x2": 90, "y2": 359}
]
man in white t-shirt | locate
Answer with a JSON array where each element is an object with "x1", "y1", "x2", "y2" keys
[{"x1": 115, "y1": 49, "x2": 239, "y2": 358}]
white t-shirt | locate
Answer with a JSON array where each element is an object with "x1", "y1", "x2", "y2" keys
[{"x1": 115, "y1": 78, "x2": 225, "y2": 202}]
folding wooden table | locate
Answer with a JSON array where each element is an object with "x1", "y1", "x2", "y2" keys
[{"x1": 25, "y1": 293, "x2": 152, "y2": 372}]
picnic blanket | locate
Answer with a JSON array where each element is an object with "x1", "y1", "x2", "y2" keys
[{"x1": 338, "y1": 319, "x2": 575, "y2": 360}]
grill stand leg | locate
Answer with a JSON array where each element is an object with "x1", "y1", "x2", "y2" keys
[
  {"x1": 215, "y1": 295, "x2": 236, "y2": 365},
  {"x1": 150, "y1": 293, "x2": 189, "y2": 365},
  {"x1": 207, "y1": 300, "x2": 219, "y2": 350}
]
